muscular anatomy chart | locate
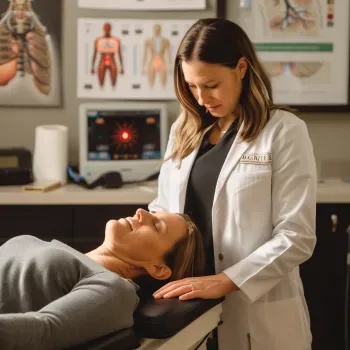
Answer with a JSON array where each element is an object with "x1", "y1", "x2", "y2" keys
[
  {"x1": 264, "y1": 0, "x2": 321, "y2": 36},
  {"x1": 78, "y1": 18, "x2": 195, "y2": 99},
  {"x1": 142, "y1": 24, "x2": 171, "y2": 88},
  {"x1": 0, "y1": 0, "x2": 61, "y2": 106},
  {"x1": 91, "y1": 23, "x2": 124, "y2": 88}
]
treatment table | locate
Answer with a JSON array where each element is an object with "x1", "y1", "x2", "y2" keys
[{"x1": 67, "y1": 278, "x2": 224, "y2": 350}]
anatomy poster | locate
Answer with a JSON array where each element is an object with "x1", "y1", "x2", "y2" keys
[
  {"x1": 0, "y1": 0, "x2": 61, "y2": 107},
  {"x1": 238, "y1": 0, "x2": 349, "y2": 105},
  {"x1": 77, "y1": 19, "x2": 195, "y2": 100},
  {"x1": 78, "y1": 0, "x2": 206, "y2": 10}
]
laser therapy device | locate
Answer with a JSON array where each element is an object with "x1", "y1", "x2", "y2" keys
[{"x1": 79, "y1": 102, "x2": 168, "y2": 185}]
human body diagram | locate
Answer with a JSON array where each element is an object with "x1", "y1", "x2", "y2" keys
[
  {"x1": 142, "y1": 24, "x2": 171, "y2": 88},
  {"x1": 264, "y1": 61, "x2": 323, "y2": 78},
  {"x1": 91, "y1": 23, "x2": 124, "y2": 88},
  {"x1": 0, "y1": 0, "x2": 52, "y2": 95},
  {"x1": 265, "y1": 0, "x2": 320, "y2": 36}
]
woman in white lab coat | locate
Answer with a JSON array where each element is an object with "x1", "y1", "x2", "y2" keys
[{"x1": 149, "y1": 18, "x2": 317, "y2": 350}]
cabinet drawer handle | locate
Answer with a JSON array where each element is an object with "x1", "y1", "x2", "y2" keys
[{"x1": 331, "y1": 214, "x2": 338, "y2": 233}]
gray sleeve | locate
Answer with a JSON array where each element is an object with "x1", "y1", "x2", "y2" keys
[{"x1": 0, "y1": 272, "x2": 139, "y2": 350}]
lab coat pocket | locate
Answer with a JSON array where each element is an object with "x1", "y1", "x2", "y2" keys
[
  {"x1": 232, "y1": 171, "x2": 271, "y2": 229},
  {"x1": 248, "y1": 297, "x2": 310, "y2": 350}
]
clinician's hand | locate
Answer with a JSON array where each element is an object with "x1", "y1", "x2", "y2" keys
[{"x1": 153, "y1": 273, "x2": 239, "y2": 301}]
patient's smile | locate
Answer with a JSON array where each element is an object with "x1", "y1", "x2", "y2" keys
[
  {"x1": 125, "y1": 217, "x2": 135, "y2": 230},
  {"x1": 118, "y1": 218, "x2": 133, "y2": 230}
]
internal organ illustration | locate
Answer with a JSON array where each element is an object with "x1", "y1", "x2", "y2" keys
[
  {"x1": 91, "y1": 23, "x2": 124, "y2": 87},
  {"x1": 266, "y1": 0, "x2": 319, "y2": 35},
  {"x1": 142, "y1": 24, "x2": 171, "y2": 88},
  {"x1": 0, "y1": 0, "x2": 52, "y2": 95},
  {"x1": 264, "y1": 61, "x2": 323, "y2": 78}
]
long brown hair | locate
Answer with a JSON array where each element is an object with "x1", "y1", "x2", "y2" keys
[
  {"x1": 164, "y1": 214, "x2": 205, "y2": 280},
  {"x1": 9, "y1": 0, "x2": 33, "y2": 11},
  {"x1": 172, "y1": 18, "x2": 293, "y2": 163}
]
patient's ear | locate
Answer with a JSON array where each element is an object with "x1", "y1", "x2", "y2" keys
[{"x1": 146, "y1": 263, "x2": 172, "y2": 280}]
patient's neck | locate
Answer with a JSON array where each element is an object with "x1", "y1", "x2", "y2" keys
[{"x1": 86, "y1": 245, "x2": 141, "y2": 279}]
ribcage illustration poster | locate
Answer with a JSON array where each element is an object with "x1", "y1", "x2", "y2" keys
[
  {"x1": 77, "y1": 19, "x2": 195, "y2": 100},
  {"x1": 0, "y1": 0, "x2": 61, "y2": 106},
  {"x1": 78, "y1": 0, "x2": 206, "y2": 10},
  {"x1": 238, "y1": 0, "x2": 349, "y2": 106}
]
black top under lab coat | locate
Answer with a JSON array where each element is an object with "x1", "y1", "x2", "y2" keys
[{"x1": 184, "y1": 120, "x2": 239, "y2": 275}]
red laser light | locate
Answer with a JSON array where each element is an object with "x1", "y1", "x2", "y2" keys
[{"x1": 121, "y1": 131, "x2": 130, "y2": 141}]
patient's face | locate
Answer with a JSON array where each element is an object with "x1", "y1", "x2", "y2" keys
[{"x1": 104, "y1": 209, "x2": 188, "y2": 264}]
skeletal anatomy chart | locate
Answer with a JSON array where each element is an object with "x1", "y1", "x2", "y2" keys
[
  {"x1": 238, "y1": 0, "x2": 349, "y2": 105},
  {"x1": 77, "y1": 19, "x2": 195, "y2": 99},
  {"x1": 0, "y1": 0, "x2": 61, "y2": 106},
  {"x1": 78, "y1": 0, "x2": 206, "y2": 10}
]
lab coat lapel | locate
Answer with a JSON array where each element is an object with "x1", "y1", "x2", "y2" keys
[
  {"x1": 178, "y1": 146, "x2": 199, "y2": 213},
  {"x1": 213, "y1": 123, "x2": 252, "y2": 205}
]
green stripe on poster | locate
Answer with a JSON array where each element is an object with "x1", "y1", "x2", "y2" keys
[{"x1": 254, "y1": 43, "x2": 333, "y2": 52}]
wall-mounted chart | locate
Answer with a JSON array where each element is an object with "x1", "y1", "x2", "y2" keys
[
  {"x1": 238, "y1": 0, "x2": 349, "y2": 106},
  {"x1": 0, "y1": 0, "x2": 62, "y2": 107},
  {"x1": 78, "y1": 0, "x2": 206, "y2": 10},
  {"x1": 77, "y1": 18, "x2": 196, "y2": 100}
]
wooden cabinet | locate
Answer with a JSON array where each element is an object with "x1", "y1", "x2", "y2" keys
[
  {"x1": 300, "y1": 204, "x2": 350, "y2": 350},
  {"x1": 0, "y1": 204, "x2": 147, "y2": 252},
  {"x1": 0, "y1": 205, "x2": 73, "y2": 246}
]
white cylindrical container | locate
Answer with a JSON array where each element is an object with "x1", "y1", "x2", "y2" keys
[{"x1": 33, "y1": 125, "x2": 69, "y2": 185}]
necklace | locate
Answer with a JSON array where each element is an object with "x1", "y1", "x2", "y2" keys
[{"x1": 216, "y1": 122, "x2": 229, "y2": 134}]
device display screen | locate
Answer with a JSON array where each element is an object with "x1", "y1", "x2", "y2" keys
[
  {"x1": 87, "y1": 109, "x2": 161, "y2": 161},
  {"x1": 0, "y1": 156, "x2": 19, "y2": 169}
]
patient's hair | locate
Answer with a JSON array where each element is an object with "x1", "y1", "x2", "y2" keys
[{"x1": 164, "y1": 214, "x2": 205, "y2": 280}]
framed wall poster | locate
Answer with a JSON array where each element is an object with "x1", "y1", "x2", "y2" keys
[
  {"x1": 217, "y1": 0, "x2": 226, "y2": 19},
  {"x1": 236, "y1": 0, "x2": 350, "y2": 112},
  {"x1": 78, "y1": 0, "x2": 206, "y2": 10},
  {"x1": 77, "y1": 18, "x2": 196, "y2": 100},
  {"x1": 0, "y1": 0, "x2": 62, "y2": 107}
]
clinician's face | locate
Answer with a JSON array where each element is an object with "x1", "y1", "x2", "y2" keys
[
  {"x1": 181, "y1": 59, "x2": 247, "y2": 118},
  {"x1": 104, "y1": 209, "x2": 188, "y2": 265}
]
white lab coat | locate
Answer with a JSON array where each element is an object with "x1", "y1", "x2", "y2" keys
[{"x1": 149, "y1": 109, "x2": 317, "y2": 350}]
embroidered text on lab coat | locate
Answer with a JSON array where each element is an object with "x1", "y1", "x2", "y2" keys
[{"x1": 240, "y1": 153, "x2": 272, "y2": 165}]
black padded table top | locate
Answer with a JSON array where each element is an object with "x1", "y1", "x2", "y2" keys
[
  {"x1": 134, "y1": 297, "x2": 224, "y2": 339},
  {"x1": 66, "y1": 297, "x2": 224, "y2": 350}
]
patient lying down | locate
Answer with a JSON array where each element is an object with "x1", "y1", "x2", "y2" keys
[{"x1": 0, "y1": 209, "x2": 204, "y2": 350}]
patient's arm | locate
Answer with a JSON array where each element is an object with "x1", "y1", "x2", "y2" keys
[{"x1": 0, "y1": 273, "x2": 139, "y2": 350}]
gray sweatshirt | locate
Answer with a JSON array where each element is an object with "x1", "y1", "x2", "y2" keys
[{"x1": 0, "y1": 235, "x2": 139, "y2": 350}]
